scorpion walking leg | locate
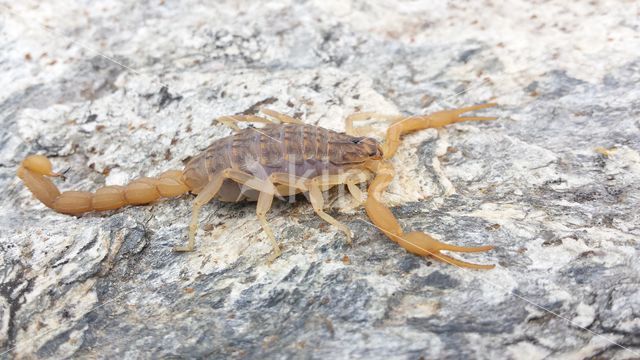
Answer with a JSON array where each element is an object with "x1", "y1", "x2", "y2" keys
[
  {"x1": 343, "y1": 171, "x2": 370, "y2": 211},
  {"x1": 223, "y1": 169, "x2": 281, "y2": 259},
  {"x1": 307, "y1": 177, "x2": 353, "y2": 244},
  {"x1": 270, "y1": 172, "x2": 362, "y2": 245},
  {"x1": 364, "y1": 161, "x2": 494, "y2": 269},
  {"x1": 256, "y1": 191, "x2": 280, "y2": 261},
  {"x1": 260, "y1": 109, "x2": 304, "y2": 124},
  {"x1": 175, "y1": 172, "x2": 225, "y2": 252},
  {"x1": 216, "y1": 109, "x2": 302, "y2": 131},
  {"x1": 216, "y1": 115, "x2": 274, "y2": 131},
  {"x1": 381, "y1": 103, "x2": 497, "y2": 159},
  {"x1": 345, "y1": 112, "x2": 404, "y2": 136}
]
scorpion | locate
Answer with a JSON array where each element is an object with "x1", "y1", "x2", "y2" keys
[{"x1": 17, "y1": 103, "x2": 497, "y2": 269}]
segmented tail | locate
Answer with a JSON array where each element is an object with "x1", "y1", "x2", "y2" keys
[{"x1": 17, "y1": 155, "x2": 190, "y2": 215}]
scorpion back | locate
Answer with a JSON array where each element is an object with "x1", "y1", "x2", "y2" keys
[{"x1": 182, "y1": 123, "x2": 382, "y2": 201}]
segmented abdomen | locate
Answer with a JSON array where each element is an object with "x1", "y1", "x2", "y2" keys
[{"x1": 182, "y1": 123, "x2": 360, "y2": 195}]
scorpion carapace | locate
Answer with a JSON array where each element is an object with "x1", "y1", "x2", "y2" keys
[{"x1": 17, "y1": 103, "x2": 497, "y2": 269}]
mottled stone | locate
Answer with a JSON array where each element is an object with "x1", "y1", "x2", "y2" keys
[{"x1": 1, "y1": 0, "x2": 639, "y2": 359}]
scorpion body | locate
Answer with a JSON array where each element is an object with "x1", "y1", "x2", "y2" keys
[
  {"x1": 183, "y1": 123, "x2": 380, "y2": 201},
  {"x1": 17, "y1": 104, "x2": 497, "y2": 269}
]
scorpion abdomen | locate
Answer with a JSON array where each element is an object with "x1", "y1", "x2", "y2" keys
[{"x1": 182, "y1": 123, "x2": 379, "y2": 200}]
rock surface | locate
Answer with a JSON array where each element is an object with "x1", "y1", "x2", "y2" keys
[{"x1": 1, "y1": 1, "x2": 639, "y2": 358}]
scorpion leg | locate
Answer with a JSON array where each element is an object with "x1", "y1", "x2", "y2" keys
[
  {"x1": 223, "y1": 169, "x2": 282, "y2": 259},
  {"x1": 216, "y1": 115, "x2": 274, "y2": 131},
  {"x1": 345, "y1": 112, "x2": 403, "y2": 136},
  {"x1": 256, "y1": 191, "x2": 281, "y2": 262},
  {"x1": 307, "y1": 177, "x2": 353, "y2": 244},
  {"x1": 381, "y1": 103, "x2": 497, "y2": 159},
  {"x1": 343, "y1": 171, "x2": 371, "y2": 211},
  {"x1": 269, "y1": 173, "x2": 309, "y2": 193},
  {"x1": 217, "y1": 110, "x2": 301, "y2": 131},
  {"x1": 260, "y1": 109, "x2": 304, "y2": 124},
  {"x1": 174, "y1": 172, "x2": 225, "y2": 252},
  {"x1": 269, "y1": 172, "x2": 358, "y2": 245},
  {"x1": 364, "y1": 161, "x2": 494, "y2": 269}
]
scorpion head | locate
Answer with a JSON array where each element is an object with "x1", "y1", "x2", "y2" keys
[{"x1": 346, "y1": 136, "x2": 383, "y2": 162}]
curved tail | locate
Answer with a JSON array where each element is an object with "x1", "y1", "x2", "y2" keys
[{"x1": 17, "y1": 155, "x2": 190, "y2": 215}]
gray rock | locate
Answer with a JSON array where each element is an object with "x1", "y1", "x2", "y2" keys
[{"x1": 1, "y1": 1, "x2": 639, "y2": 359}]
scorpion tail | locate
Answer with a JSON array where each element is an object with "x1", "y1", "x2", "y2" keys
[{"x1": 17, "y1": 155, "x2": 190, "y2": 215}]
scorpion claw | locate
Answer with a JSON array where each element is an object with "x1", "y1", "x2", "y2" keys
[
  {"x1": 456, "y1": 116, "x2": 498, "y2": 122},
  {"x1": 435, "y1": 253, "x2": 496, "y2": 270},
  {"x1": 399, "y1": 231, "x2": 495, "y2": 270},
  {"x1": 451, "y1": 103, "x2": 497, "y2": 115}
]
